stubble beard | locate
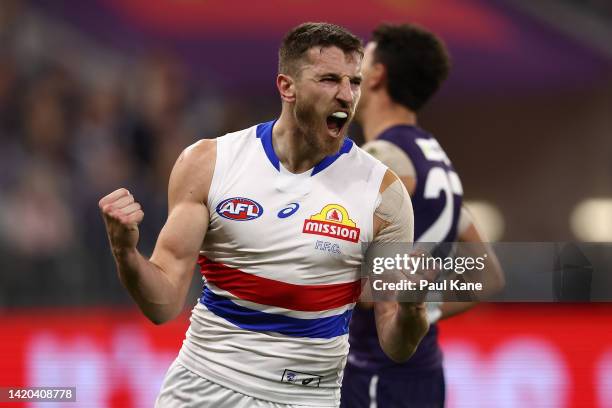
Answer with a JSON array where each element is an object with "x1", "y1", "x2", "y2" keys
[{"x1": 294, "y1": 97, "x2": 344, "y2": 157}]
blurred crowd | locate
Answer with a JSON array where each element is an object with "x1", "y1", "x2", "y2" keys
[
  {"x1": 4, "y1": 0, "x2": 608, "y2": 308},
  {"x1": 0, "y1": 1, "x2": 259, "y2": 306}
]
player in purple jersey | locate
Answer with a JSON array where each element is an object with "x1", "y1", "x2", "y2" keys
[{"x1": 341, "y1": 24, "x2": 504, "y2": 407}]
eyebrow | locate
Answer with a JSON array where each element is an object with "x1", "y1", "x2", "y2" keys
[{"x1": 318, "y1": 73, "x2": 363, "y2": 82}]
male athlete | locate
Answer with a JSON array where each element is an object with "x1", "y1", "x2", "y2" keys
[
  {"x1": 340, "y1": 24, "x2": 504, "y2": 407},
  {"x1": 99, "y1": 23, "x2": 428, "y2": 407}
]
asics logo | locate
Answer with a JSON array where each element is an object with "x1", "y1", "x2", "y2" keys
[{"x1": 277, "y1": 203, "x2": 300, "y2": 219}]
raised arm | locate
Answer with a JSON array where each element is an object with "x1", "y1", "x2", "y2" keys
[
  {"x1": 372, "y1": 169, "x2": 429, "y2": 362},
  {"x1": 99, "y1": 139, "x2": 216, "y2": 324}
]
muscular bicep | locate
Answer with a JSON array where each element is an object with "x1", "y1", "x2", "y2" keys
[
  {"x1": 150, "y1": 139, "x2": 216, "y2": 289},
  {"x1": 363, "y1": 140, "x2": 417, "y2": 195},
  {"x1": 373, "y1": 170, "x2": 414, "y2": 243},
  {"x1": 152, "y1": 202, "x2": 209, "y2": 280}
]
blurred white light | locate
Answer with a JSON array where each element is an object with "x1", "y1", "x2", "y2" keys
[
  {"x1": 570, "y1": 198, "x2": 612, "y2": 242},
  {"x1": 464, "y1": 200, "x2": 505, "y2": 242}
]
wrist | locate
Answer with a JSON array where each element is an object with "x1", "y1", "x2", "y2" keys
[{"x1": 112, "y1": 246, "x2": 139, "y2": 262}]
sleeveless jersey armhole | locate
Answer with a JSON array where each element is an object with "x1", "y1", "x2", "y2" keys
[
  {"x1": 365, "y1": 161, "x2": 388, "y2": 242},
  {"x1": 206, "y1": 137, "x2": 227, "y2": 210}
]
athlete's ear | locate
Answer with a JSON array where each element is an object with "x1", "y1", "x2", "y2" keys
[
  {"x1": 368, "y1": 62, "x2": 386, "y2": 90},
  {"x1": 277, "y1": 74, "x2": 296, "y2": 103}
]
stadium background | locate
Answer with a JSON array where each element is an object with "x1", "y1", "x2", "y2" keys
[{"x1": 0, "y1": 0, "x2": 611, "y2": 406}]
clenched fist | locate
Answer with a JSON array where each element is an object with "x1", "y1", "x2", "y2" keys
[{"x1": 99, "y1": 188, "x2": 144, "y2": 254}]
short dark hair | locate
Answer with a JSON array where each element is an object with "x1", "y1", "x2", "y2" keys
[
  {"x1": 372, "y1": 23, "x2": 450, "y2": 111},
  {"x1": 279, "y1": 22, "x2": 363, "y2": 76}
]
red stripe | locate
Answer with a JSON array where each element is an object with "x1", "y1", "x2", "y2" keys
[{"x1": 198, "y1": 256, "x2": 362, "y2": 312}]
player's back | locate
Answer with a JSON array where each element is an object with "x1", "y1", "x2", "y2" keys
[
  {"x1": 178, "y1": 121, "x2": 388, "y2": 406},
  {"x1": 347, "y1": 124, "x2": 463, "y2": 374}
]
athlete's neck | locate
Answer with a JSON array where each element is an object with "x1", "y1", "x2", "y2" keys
[
  {"x1": 361, "y1": 94, "x2": 417, "y2": 143},
  {"x1": 273, "y1": 112, "x2": 329, "y2": 174}
]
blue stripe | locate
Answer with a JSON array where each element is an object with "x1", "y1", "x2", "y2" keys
[
  {"x1": 200, "y1": 288, "x2": 352, "y2": 339},
  {"x1": 256, "y1": 120, "x2": 354, "y2": 176},
  {"x1": 256, "y1": 120, "x2": 280, "y2": 171},
  {"x1": 311, "y1": 138, "x2": 353, "y2": 176}
]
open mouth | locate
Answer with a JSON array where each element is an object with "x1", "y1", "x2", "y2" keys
[{"x1": 326, "y1": 111, "x2": 348, "y2": 137}]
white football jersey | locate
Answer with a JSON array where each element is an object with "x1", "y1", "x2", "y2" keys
[{"x1": 177, "y1": 121, "x2": 387, "y2": 406}]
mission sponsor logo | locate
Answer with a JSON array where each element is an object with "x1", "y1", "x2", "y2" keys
[
  {"x1": 216, "y1": 197, "x2": 263, "y2": 221},
  {"x1": 302, "y1": 204, "x2": 360, "y2": 243}
]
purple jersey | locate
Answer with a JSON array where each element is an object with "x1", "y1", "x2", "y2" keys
[{"x1": 347, "y1": 125, "x2": 463, "y2": 373}]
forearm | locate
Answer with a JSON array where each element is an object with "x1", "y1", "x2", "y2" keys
[
  {"x1": 374, "y1": 301, "x2": 429, "y2": 362},
  {"x1": 100, "y1": 141, "x2": 213, "y2": 325},
  {"x1": 371, "y1": 170, "x2": 425, "y2": 361},
  {"x1": 113, "y1": 248, "x2": 185, "y2": 324}
]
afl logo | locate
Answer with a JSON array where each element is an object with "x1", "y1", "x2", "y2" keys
[{"x1": 216, "y1": 197, "x2": 263, "y2": 221}]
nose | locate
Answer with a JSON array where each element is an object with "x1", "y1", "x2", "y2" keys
[{"x1": 336, "y1": 77, "x2": 355, "y2": 106}]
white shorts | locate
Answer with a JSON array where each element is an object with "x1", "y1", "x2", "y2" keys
[{"x1": 156, "y1": 359, "x2": 324, "y2": 408}]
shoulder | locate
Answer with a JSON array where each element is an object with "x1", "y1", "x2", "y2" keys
[
  {"x1": 218, "y1": 125, "x2": 258, "y2": 142},
  {"x1": 178, "y1": 138, "x2": 216, "y2": 174},
  {"x1": 373, "y1": 168, "x2": 414, "y2": 241},
  {"x1": 362, "y1": 139, "x2": 404, "y2": 157},
  {"x1": 350, "y1": 141, "x2": 385, "y2": 166},
  {"x1": 362, "y1": 139, "x2": 415, "y2": 178},
  {"x1": 378, "y1": 168, "x2": 402, "y2": 194},
  {"x1": 211, "y1": 124, "x2": 262, "y2": 158},
  {"x1": 168, "y1": 139, "x2": 217, "y2": 206}
]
